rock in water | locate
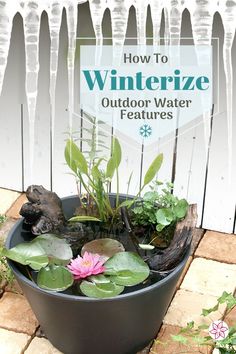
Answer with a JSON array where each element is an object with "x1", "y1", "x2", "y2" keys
[
  {"x1": 60, "y1": 222, "x2": 94, "y2": 256},
  {"x1": 20, "y1": 185, "x2": 65, "y2": 235}
]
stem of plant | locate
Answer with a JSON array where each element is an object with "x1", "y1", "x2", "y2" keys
[
  {"x1": 116, "y1": 168, "x2": 119, "y2": 208},
  {"x1": 79, "y1": 173, "x2": 99, "y2": 210},
  {"x1": 122, "y1": 183, "x2": 146, "y2": 211}
]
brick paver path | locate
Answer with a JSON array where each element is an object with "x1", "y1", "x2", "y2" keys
[{"x1": 0, "y1": 188, "x2": 235, "y2": 354}]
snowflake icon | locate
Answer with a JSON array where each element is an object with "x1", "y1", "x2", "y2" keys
[
  {"x1": 208, "y1": 320, "x2": 229, "y2": 341},
  {"x1": 139, "y1": 124, "x2": 152, "y2": 138}
]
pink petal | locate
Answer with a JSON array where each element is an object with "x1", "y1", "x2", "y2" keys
[
  {"x1": 74, "y1": 275, "x2": 82, "y2": 280},
  {"x1": 218, "y1": 321, "x2": 224, "y2": 329},
  {"x1": 90, "y1": 253, "x2": 100, "y2": 262},
  {"x1": 219, "y1": 331, "x2": 226, "y2": 338},
  {"x1": 91, "y1": 266, "x2": 105, "y2": 275},
  {"x1": 83, "y1": 252, "x2": 92, "y2": 261},
  {"x1": 93, "y1": 261, "x2": 104, "y2": 269},
  {"x1": 220, "y1": 327, "x2": 227, "y2": 332},
  {"x1": 67, "y1": 252, "x2": 106, "y2": 280}
]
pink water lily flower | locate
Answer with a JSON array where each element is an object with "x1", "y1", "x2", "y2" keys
[{"x1": 67, "y1": 252, "x2": 106, "y2": 280}]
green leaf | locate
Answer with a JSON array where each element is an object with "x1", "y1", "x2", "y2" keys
[
  {"x1": 143, "y1": 153, "x2": 163, "y2": 186},
  {"x1": 97, "y1": 131, "x2": 107, "y2": 137},
  {"x1": 198, "y1": 324, "x2": 210, "y2": 330},
  {"x1": 229, "y1": 335, "x2": 236, "y2": 345},
  {"x1": 80, "y1": 280, "x2": 124, "y2": 298},
  {"x1": 3, "y1": 234, "x2": 73, "y2": 270},
  {"x1": 155, "y1": 208, "x2": 174, "y2": 227},
  {"x1": 97, "y1": 140, "x2": 106, "y2": 145},
  {"x1": 97, "y1": 144, "x2": 109, "y2": 150},
  {"x1": 88, "y1": 274, "x2": 111, "y2": 284},
  {"x1": 106, "y1": 157, "x2": 116, "y2": 179},
  {"x1": 33, "y1": 234, "x2": 72, "y2": 265},
  {"x1": 218, "y1": 349, "x2": 233, "y2": 354},
  {"x1": 171, "y1": 334, "x2": 188, "y2": 345},
  {"x1": 3, "y1": 243, "x2": 48, "y2": 270},
  {"x1": 37, "y1": 265, "x2": 73, "y2": 291},
  {"x1": 68, "y1": 216, "x2": 101, "y2": 222},
  {"x1": 25, "y1": 256, "x2": 50, "y2": 270},
  {"x1": 180, "y1": 322, "x2": 198, "y2": 334},
  {"x1": 91, "y1": 165, "x2": 101, "y2": 181},
  {"x1": 112, "y1": 137, "x2": 122, "y2": 169},
  {"x1": 64, "y1": 141, "x2": 77, "y2": 174},
  {"x1": 143, "y1": 191, "x2": 159, "y2": 202},
  {"x1": 126, "y1": 171, "x2": 133, "y2": 195},
  {"x1": 94, "y1": 157, "x2": 106, "y2": 166},
  {"x1": 191, "y1": 336, "x2": 210, "y2": 345},
  {"x1": 201, "y1": 303, "x2": 219, "y2": 316},
  {"x1": 217, "y1": 291, "x2": 236, "y2": 309},
  {"x1": 186, "y1": 321, "x2": 194, "y2": 329},
  {"x1": 228, "y1": 325, "x2": 236, "y2": 336},
  {"x1": 81, "y1": 238, "x2": 125, "y2": 261},
  {"x1": 174, "y1": 199, "x2": 188, "y2": 219},
  {"x1": 156, "y1": 223, "x2": 166, "y2": 232},
  {"x1": 83, "y1": 111, "x2": 95, "y2": 124},
  {"x1": 65, "y1": 139, "x2": 88, "y2": 175},
  {"x1": 118, "y1": 200, "x2": 133, "y2": 208},
  {"x1": 104, "y1": 252, "x2": 150, "y2": 286}
]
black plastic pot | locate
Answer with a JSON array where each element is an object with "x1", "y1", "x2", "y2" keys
[{"x1": 6, "y1": 195, "x2": 189, "y2": 354}]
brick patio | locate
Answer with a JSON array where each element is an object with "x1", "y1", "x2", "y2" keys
[{"x1": 0, "y1": 188, "x2": 235, "y2": 354}]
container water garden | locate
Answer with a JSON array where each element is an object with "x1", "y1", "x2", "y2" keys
[{"x1": 3, "y1": 122, "x2": 196, "y2": 354}]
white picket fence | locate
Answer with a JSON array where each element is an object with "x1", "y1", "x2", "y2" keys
[{"x1": 0, "y1": 5, "x2": 235, "y2": 234}]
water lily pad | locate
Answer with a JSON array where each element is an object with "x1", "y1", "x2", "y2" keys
[
  {"x1": 3, "y1": 234, "x2": 73, "y2": 270},
  {"x1": 80, "y1": 279, "x2": 124, "y2": 298},
  {"x1": 37, "y1": 265, "x2": 73, "y2": 291},
  {"x1": 81, "y1": 238, "x2": 125, "y2": 261},
  {"x1": 33, "y1": 234, "x2": 73, "y2": 265},
  {"x1": 24, "y1": 255, "x2": 50, "y2": 270},
  {"x1": 88, "y1": 274, "x2": 111, "y2": 284},
  {"x1": 104, "y1": 252, "x2": 150, "y2": 286},
  {"x1": 3, "y1": 242, "x2": 48, "y2": 270}
]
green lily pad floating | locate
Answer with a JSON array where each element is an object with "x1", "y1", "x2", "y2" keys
[
  {"x1": 88, "y1": 274, "x2": 111, "y2": 284},
  {"x1": 3, "y1": 234, "x2": 73, "y2": 270},
  {"x1": 81, "y1": 238, "x2": 125, "y2": 261},
  {"x1": 3, "y1": 242, "x2": 49, "y2": 270},
  {"x1": 104, "y1": 252, "x2": 150, "y2": 286},
  {"x1": 37, "y1": 265, "x2": 73, "y2": 291},
  {"x1": 33, "y1": 234, "x2": 73, "y2": 265},
  {"x1": 80, "y1": 279, "x2": 124, "y2": 298}
]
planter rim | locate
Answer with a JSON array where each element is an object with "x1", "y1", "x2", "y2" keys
[{"x1": 6, "y1": 194, "x2": 190, "y2": 303}]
